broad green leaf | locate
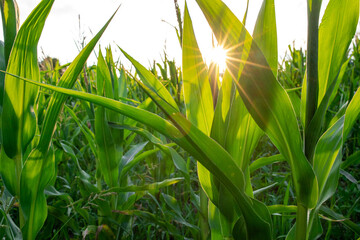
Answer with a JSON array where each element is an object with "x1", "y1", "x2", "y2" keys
[
  {"x1": 318, "y1": 0, "x2": 359, "y2": 105},
  {"x1": 182, "y1": 3, "x2": 213, "y2": 134},
  {"x1": 1, "y1": 0, "x2": 54, "y2": 158},
  {"x1": 210, "y1": 69, "x2": 263, "y2": 233},
  {"x1": 109, "y1": 124, "x2": 188, "y2": 182},
  {"x1": 14, "y1": 75, "x2": 272, "y2": 240},
  {"x1": 212, "y1": 71, "x2": 263, "y2": 172},
  {"x1": 38, "y1": 9, "x2": 118, "y2": 152},
  {"x1": 195, "y1": 0, "x2": 318, "y2": 209},
  {"x1": 0, "y1": 148, "x2": 17, "y2": 196},
  {"x1": 0, "y1": 0, "x2": 19, "y2": 66},
  {"x1": 20, "y1": 148, "x2": 55, "y2": 240},
  {"x1": 344, "y1": 87, "x2": 360, "y2": 141},
  {"x1": 104, "y1": 47, "x2": 124, "y2": 145},
  {"x1": 120, "y1": 48, "x2": 179, "y2": 112},
  {"x1": 313, "y1": 116, "x2": 344, "y2": 205},
  {"x1": 267, "y1": 205, "x2": 297, "y2": 214},
  {"x1": 118, "y1": 141, "x2": 148, "y2": 185},
  {"x1": 105, "y1": 47, "x2": 120, "y2": 100},
  {"x1": 95, "y1": 49, "x2": 121, "y2": 188},
  {"x1": 253, "y1": 0, "x2": 277, "y2": 77},
  {"x1": 183, "y1": 4, "x2": 215, "y2": 220},
  {"x1": 19, "y1": 8, "x2": 117, "y2": 240},
  {"x1": 208, "y1": 201, "x2": 233, "y2": 239},
  {"x1": 249, "y1": 154, "x2": 284, "y2": 173}
]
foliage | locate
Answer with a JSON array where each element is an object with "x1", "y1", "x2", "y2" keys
[{"x1": 0, "y1": 0, "x2": 359, "y2": 239}]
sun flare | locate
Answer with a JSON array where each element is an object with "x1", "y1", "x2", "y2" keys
[{"x1": 206, "y1": 45, "x2": 228, "y2": 74}]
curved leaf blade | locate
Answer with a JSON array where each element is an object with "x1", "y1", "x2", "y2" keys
[
  {"x1": 318, "y1": 0, "x2": 359, "y2": 105},
  {"x1": 195, "y1": 0, "x2": 318, "y2": 209}
]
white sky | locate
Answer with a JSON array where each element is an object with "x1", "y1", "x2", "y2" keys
[{"x1": 1, "y1": 0, "x2": 348, "y2": 69}]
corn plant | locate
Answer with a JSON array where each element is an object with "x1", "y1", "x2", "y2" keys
[
  {"x1": 0, "y1": 0, "x2": 118, "y2": 238},
  {"x1": 5, "y1": 0, "x2": 360, "y2": 239}
]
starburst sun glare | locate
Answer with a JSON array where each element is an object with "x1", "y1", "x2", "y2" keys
[{"x1": 206, "y1": 45, "x2": 228, "y2": 74}]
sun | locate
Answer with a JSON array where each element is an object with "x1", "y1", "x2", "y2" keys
[{"x1": 206, "y1": 45, "x2": 228, "y2": 74}]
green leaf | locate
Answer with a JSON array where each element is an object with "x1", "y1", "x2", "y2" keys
[
  {"x1": 0, "y1": 0, "x2": 19, "y2": 66},
  {"x1": 18, "y1": 8, "x2": 118, "y2": 240},
  {"x1": 95, "y1": 49, "x2": 121, "y2": 188},
  {"x1": 213, "y1": 71, "x2": 263, "y2": 172},
  {"x1": 120, "y1": 48, "x2": 179, "y2": 112},
  {"x1": 13, "y1": 74, "x2": 272, "y2": 240},
  {"x1": 182, "y1": 3, "x2": 214, "y2": 135},
  {"x1": 249, "y1": 154, "x2": 284, "y2": 173},
  {"x1": 106, "y1": 178, "x2": 184, "y2": 193},
  {"x1": 20, "y1": 148, "x2": 55, "y2": 240},
  {"x1": 38, "y1": 8, "x2": 119, "y2": 153},
  {"x1": 64, "y1": 105, "x2": 96, "y2": 157},
  {"x1": 0, "y1": 148, "x2": 17, "y2": 196},
  {"x1": 1, "y1": 0, "x2": 54, "y2": 158},
  {"x1": 208, "y1": 201, "x2": 233, "y2": 239},
  {"x1": 110, "y1": 124, "x2": 188, "y2": 182},
  {"x1": 253, "y1": 0, "x2": 277, "y2": 77},
  {"x1": 118, "y1": 141, "x2": 148, "y2": 184},
  {"x1": 319, "y1": 206, "x2": 360, "y2": 235},
  {"x1": 318, "y1": 0, "x2": 359, "y2": 105},
  {"x1": 341, "y1": 150, "x2": 360, "y2": 170},
  {"x1": 183, "y1": 4, "x2": 215, "y2": 221},
  {"x1": 267, "y1": 205, "x2": 297, "y2": 214},
  {"x1": 195, "y1": 0, "x2": 318, "y2": 209},
  {"x1": 344, "y1": 87, "x2": 360, "y2": 141},
  {"x1": 0, "y1": 41, "x2": 5, "y2": 112},
  {"x1": 313, "y1": 116, "x2": 344, "y2": 206}
]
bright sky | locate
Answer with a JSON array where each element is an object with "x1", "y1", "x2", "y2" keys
[{"x1": 3, "y1": 0, "x2": 345, "y2": 69}]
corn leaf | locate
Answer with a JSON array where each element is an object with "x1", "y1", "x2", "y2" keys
[
  {"x1": 95, "y1": 49, "x2": 121, "y2": 187},
  {"x1": 20, "y1": 148, "x2": 55, "y2": 240},
  {"x1": 1, "y1": 0, "x2": 54, "y2": 159},
  {"x1": 106, "y1": 178, "x2": 184, "y2": 193},
  {"x1": 64, "y1": 105, "x2": 96, "y2": 157},
  {"x1": 182, "y1": 3, "x2": 213, "y2": 134},
  {"x1": 318, "y1": 0, "x2": 359, "y2": 105},
  {"x1": 313, "y1": 116, "x2": 344, "y2": 206},
  {"x1": 37, "y1": 9, "x2": 118, "y2": 152},
  {"x1": 13, "y1": 75, "x2": 272, "y2": 240},
  {"x1": 253, "y1": 0, "x2": 277, "y2": 77},
  {"x1": 120, "y1": 48, "x2": 179, "y2": 112},
  {"x1": 249, "y1": 154, "x2": 284, "y2": 173},
  {"x1": 0, "y1": 0, "x2": 19, "y2": 66},
  {"x1": 19, "y1": 8, "x2": 118, "y2": 240},
  {"x1": 195, "y1": 0, "x2": 318, "y2": 209},
  {"x1": 344, "y1": 87, "x2": 360, "y2": 141},
  {"x1": 182, "y1": 3, "x2": 216, "y2": 213}
]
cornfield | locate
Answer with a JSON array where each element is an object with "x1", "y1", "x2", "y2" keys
[{"x1": 0, "y1": 0, "x2": 359, "y2": 239}]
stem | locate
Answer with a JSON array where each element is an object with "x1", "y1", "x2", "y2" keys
[
  {"x1": 199, "y1": 188, "x2": 210, "y2": 240},
  {"x1": 304, "y1": 0, "x2": 321, "y2": 161},
  {"x1": 295, "y1": 204, "x2": 308, "y2": 240},
  {"x1": 14, "y1": 155, "x2": 25, "y2": 228}
]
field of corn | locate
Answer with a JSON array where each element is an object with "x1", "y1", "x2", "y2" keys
[{"x1": 0, "y1": 0, "x2": 359, "y2": 239}]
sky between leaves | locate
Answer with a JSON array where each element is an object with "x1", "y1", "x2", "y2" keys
[{"x1": 2, "y1": 0, "x2": 351, "y2": 69}]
